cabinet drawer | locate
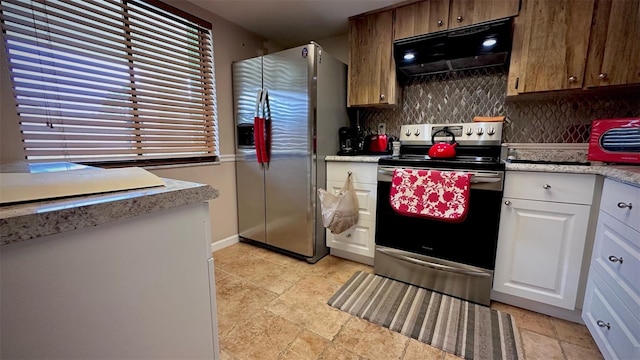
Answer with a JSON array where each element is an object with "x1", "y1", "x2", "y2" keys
[
  {"x1": 504, "y1": 171, "x2": 596, "y2": 204},
  {"x1": 326, "y1": 219, "x2": 375, "y2": 258},
  {"x1": 600, "y1": 178, "x2": 640, "y2": 232},
  {"x1": 326, "y1": 162, "x2": 378, "y2": 184},
  {"x1": 592, "y1": 211, "x2": 640, "y2": 316},
  {"x1": 583, "y1": 270, "x2": 640, "y2": 360},
  {"x1": 326, "y1": 180, "x2": 377, "y2": 222}
]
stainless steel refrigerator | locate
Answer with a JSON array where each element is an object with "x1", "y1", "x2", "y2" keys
[{"x1": 233, "y1": 43, "x2": 348, "y2": 263}]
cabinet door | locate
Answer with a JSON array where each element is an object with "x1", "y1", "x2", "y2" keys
[
  {"x1": 493, "y1": 198, "x2": 590, "y2": 309},
  {"x1": 326, "y1": 219, "x2": 376, "y2": 259},
  {"x1": 348, "y1": 10, "x2": 397, "y2": 107},
  {"x1": 517, "y1": 0, "x2": 595, "y2": 93},
  {"x1": 585, "y1": 0, "x2": 640, "y2": 87},
  {"x1": 448, "y1": 0, "x2": 520, "y2": 29},
  {"x1": 394, "y1": 0, "x2": 449, "y2": 40},
  {"x1": 326, "y1": 180, "x2": 377, "y2": 222}
]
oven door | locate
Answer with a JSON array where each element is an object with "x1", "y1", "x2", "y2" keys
[{"x1": 375, "y1": 165, "x2": 504, "y2": 270}]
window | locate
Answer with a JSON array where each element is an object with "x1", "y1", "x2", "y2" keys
[{"x1": 0, "y1": 0, "x2": 217, "y2": 164}]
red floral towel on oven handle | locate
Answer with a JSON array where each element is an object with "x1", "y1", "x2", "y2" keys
[{"x1": 389, "y1": 168, "x2": 471, "y2": 222}]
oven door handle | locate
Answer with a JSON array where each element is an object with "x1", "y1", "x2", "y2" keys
[
  {"x1": 377, "y1": 248, "x2": 492, "y2": 277},
  {"x1": 470, "y1": 173, "x2": 502, "y2": 183},
  {"x1": 378, "y1": 166, "x2": 502, "y2": 184}
]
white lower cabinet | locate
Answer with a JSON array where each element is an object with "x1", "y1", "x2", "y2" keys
[
  {"x1": 494, "y1": 198, "x2": 591, "y2": 308},
  {"x1": 583, "y1": 178, "x2": 640, "y2": 360},
  {"x1": 325, "y1": 161, "x2": 378, "y2": 264},
  {"x1": 493, "y1": 171, "x2": 597, "y2": 312}
]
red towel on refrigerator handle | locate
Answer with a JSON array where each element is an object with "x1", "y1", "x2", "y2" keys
[{"x1": 389, "y1": 168, "x2": 471, "y2": 222}]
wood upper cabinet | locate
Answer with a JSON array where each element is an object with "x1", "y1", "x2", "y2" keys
[
  {"x1": 394, "y1": 0, "x2": 450, "y2": 40},
  {"x1": 394, "y1": 0, "x2": 519, "y2": 40},
  {"x1": 448, "y1": 0, "x2": 520, "y2": 29},
  {"x1": 510, "y1": 0, "x2": 595, "y2": 93},
  {"x1": 348, "y1": 10, "x2": 398, "y2": 107},
  {"x1": 509, "y1": 0, "x2": 639, "y2": 95},
  {"x1": 584, "y1": 0, "x2": 640, "y2": 87}
]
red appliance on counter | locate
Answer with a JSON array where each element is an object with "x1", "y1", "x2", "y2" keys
[
  {"x1": 367, "y1": 134, "x2": 389, "y2": 153},
  {"x1": 588, "y1": 118, "x2": 640, "y2": 164}
]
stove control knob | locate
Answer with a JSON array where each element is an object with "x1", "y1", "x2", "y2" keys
[
  {"x1": 405, "y1": 129, "x2": 411, "y2": 136},
  {"x1": 487, "y1": 127, "x2": 496, "y2": 135},
  {"x1": 476, "y1": 128, "x2": 484, "y2": 135},
  {"x1": 414, "y1": 129, "x2": 420, "y2": 136},
  {"x1": 465, "y1": 128, "x2": 473, "y2": 136}
]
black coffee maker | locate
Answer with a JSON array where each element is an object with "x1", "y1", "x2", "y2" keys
[{"x1": 338, "y1": 127, "x2": 357, "y2": 155}]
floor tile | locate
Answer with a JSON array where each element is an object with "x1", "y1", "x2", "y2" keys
[
  {"x1": 402, "y1": 338, "x2": 445, "y2": 360},
  {"x1": 318, "y1": 344, "x2": 361, "y2": 360},
  {"x1": 561, "y1": 341, "x2": 604, "y2": 360},
  {"x1": 213, "y1": 242, "x2": 604, "y2": 360},
  {"x1": 215, "y1": 275, "x2": 278, "y2": 336},
  {"x1": 333, "y1": 317, "x2": 409, "y2": 360},
  {"x1": 490, "y1": 302, "x2": 556, "y2": 338},
  {"x1": 520, "y1": 329, "x2": 564, "y2": 360},
  {"x1": 221, "y1": 309, "x2": 301, "y2": 360},
  {"x1": 286, "y1": 330, "x2": 331, "y2": 359},
  {"x1": 266, "y1": 294, "x2": 352, "y2": 340},
  {"x1": 552, "y1": 318, "x2": 599, "y2": 350}
]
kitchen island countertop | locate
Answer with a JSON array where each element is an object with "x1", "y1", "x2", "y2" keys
[{"x1": 0, "y1": 163, "x2": 218, "y2": 246}]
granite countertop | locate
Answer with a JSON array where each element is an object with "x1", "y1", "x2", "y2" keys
[
  {"x1": 325, "y1": 155, "x2": 386, "y2": 163},
  {"x1": 325, "y1": 155, "x2": 640, "y2": 186},
  {"x1": 504, "y1": 163, "x2": 640, "y2": 186},
  {"x1": 0, "y1": 163, "x2": 219, "y2": 246}
]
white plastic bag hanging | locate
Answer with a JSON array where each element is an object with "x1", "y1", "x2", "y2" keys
[{"x1": 317, "y1": 172, "x2": 359, "y2": 234}]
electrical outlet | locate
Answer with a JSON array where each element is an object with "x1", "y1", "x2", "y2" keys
[{"x1": 378, "y1": 123, "x2": 386, "y2": 134}]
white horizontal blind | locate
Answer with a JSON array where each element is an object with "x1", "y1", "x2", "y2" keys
[{"x1": 0, "y1": 0, "x2": 218, "y2": 163}]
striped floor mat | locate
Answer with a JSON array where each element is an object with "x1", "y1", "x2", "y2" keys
[{"x1": 328, "y1": 271, "x2": 523, "y2": 360}]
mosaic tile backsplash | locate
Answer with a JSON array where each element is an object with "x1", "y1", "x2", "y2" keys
[{"x1": 357, "y1": 68, "x2": 640, "y2": 143}]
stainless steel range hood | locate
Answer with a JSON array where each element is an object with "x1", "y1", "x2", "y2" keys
[{"x1": 394, "y1": 18, "x2": 513, "y2": 77}]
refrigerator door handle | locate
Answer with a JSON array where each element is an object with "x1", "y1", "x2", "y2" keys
[
  {"x1": 262, "y1": 88, "x2": 271, "y2": 169},
  {"x1": 254, "y1": 89, "x2": 265, "y2": 166}
]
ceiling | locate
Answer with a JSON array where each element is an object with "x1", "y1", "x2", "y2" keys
[{"x1": 185, "y1": 0, "x2": 408, "y2": 48}]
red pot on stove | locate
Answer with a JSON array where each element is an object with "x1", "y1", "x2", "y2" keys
[{"x1": 428, "y1": 129, "x2": 458, "y2": 158}]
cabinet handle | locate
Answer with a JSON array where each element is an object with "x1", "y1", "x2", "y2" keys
[
  {"x1": 504, "y1": 200, "x2": 511, "y2": 206},
  {"x1": 598, "y1": 73, "x2": 608, "y2": 80},
  {"x1": 380, "y1": 94, "x2": 385, "y2": 100},
  {"x1": 437, "y1": 20, "x2": 444, "y2": 26},
  {"x1": 596, "y1": 320, "x2": 610, "y2": 330},
  {"x1": 456, "y1": 16, "x2": 463, "y2": 22},
  {"x1": 608, "y1": 255, "x2": 623, "y2": 264},
  {"x1": 568, "y1": 76, "x2": 577, "y2": 83},
  {"x1": 346, "y1": 233, "x2": 352, "y2": 238},
  {"x1": 543, "y1": 184, "x2": 551, "y2": 189},
  {"x1": 617, "y1": 202, "x2": 633, "y2": 209}
]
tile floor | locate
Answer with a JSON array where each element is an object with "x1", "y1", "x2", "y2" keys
[{"x1": 213, "y1": 242, "x2": 603, "y2": 360}]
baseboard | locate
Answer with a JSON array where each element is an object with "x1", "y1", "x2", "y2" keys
[
  {"x1": 211, "y1": 234, "x2": 239, "y2": 253},
  {"x1": 330, "y1": 248, "x2": 374, "y2": 266},
  {"x1": 490, "y1": 290, "x2": 584, "y2": 324}
]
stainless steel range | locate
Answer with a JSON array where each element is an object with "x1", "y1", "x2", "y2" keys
[{"x1": 374, "y1": 122, "x2": 505, "y2": 306}]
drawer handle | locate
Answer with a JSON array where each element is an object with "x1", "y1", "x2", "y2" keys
[
  {"x1": 504, "y1": 200, "x2": 511, "y2": 206},
  {"x1": 596, "y1": 320, "x2": 610, "y2": 330},
  {"x1": 617, "y1": 202, "x2": 633, "y2": 209},
  {"x1": 346, "y1": 233, "x2": 352, "y2": 238},
  {"x1": 608, "y1": 255, "x2": 623, "y2": 264},
  {"x1": 542, "y1": 184, "x2": 551, "y2": 189}
]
